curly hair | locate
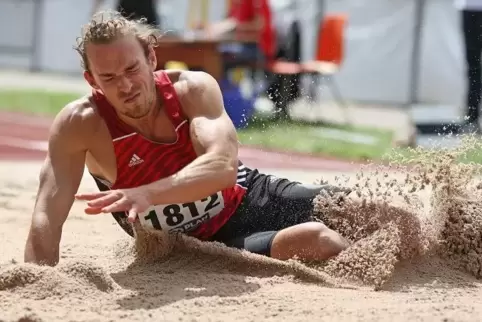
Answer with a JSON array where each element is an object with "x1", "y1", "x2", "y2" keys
[{"x1": 74, "y1": 10, "x2": 162, "y2": 71}]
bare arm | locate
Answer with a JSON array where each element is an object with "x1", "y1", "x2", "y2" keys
[
  {"x1": 24, "y1": 105, "x2": 88, "y2": 266},
  {"x1": 207, "y1": 17, "x2": 262, "y2": 36},
  {"x1": 145, "y1": 71, "x2": 238, "y2": 205},
  {"x1": 207, "y1": 18, "x2": 237, "y2": 36},
  {"x1": 207, "y1": 0, "x2": 264, "y2": 37}
]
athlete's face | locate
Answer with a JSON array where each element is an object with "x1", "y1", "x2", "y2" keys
[{"x1": 84, "y1": 36, "x2": 157, "y2": 119}]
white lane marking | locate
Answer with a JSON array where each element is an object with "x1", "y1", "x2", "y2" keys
[{"x1": 0, "y1": 136, "x2": 48, "y2": 151}]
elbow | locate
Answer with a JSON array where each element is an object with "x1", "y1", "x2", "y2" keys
[
  {"x1": 220, "y1": 154, "x2": 238, "y2": 189},
  {"x1": 226, "y1": 161, "x2": 238, "y2": 188}
]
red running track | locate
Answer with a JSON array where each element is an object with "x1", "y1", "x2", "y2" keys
[{"x1": 0, "y1": 111, "x2": 362, "y2": 171}]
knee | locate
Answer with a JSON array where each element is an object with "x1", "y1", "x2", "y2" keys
[
  {"x1": 317, "y1": 224, "x2": 348, "y2": 258},
  {"x1": 307, "y1": 223, "x2": 346, "y2": 258},
  {"x1": 271, "y1": 222, "x2": 348, "y2": 261}
]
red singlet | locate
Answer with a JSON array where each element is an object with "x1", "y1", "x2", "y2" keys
[{"x1": 91, "y1": 71, "x2": 247, "y2": 239}]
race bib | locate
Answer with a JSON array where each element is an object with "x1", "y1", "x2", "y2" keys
[{"x1": 138, "y1": 192, "x2": 225, "y2": 233}]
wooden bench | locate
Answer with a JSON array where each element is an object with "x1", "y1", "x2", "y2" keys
[{"x1": 155, "y1": 36, "x2": 223, "y2": 81}]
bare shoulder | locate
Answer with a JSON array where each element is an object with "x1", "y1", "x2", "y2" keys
[
  {"x1": 176, "y1": 70, "x2": 218, "y2": 93},
  {"x1": 166, "y1": 70, "x2": 221, "y2": 117},
  {"x1": 49, "y1": 95, "x2": 103, "y2": 149}
]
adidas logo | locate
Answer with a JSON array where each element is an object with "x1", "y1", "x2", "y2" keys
[{"x1": 128, "y1": 154, "x2": 144, "y2": 167}]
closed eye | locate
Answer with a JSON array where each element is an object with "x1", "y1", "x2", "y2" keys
[{"x1": 126, "y1": 64, "x2": 139, "y2": 73}]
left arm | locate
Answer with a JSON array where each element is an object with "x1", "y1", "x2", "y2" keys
[{"x1": 145, "y1": 71, "x2": 239, "y2": 205}]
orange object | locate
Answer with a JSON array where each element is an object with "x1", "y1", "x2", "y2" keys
[
  {"x1": 265, "y1": 13, "x2": 350, "y2": 116},
  {"x1": 314, "y1": 14, "x2": 347, "y2": 65},
  {"x1": 267, "y1": 13, "x2": 348, "y2": 75}
]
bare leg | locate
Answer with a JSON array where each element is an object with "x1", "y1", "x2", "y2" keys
[{"x1": 270, "y1": 222, "x2": 350, "y2": 261}]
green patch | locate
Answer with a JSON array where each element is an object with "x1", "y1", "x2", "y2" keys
[
  {"x1": 0, "y1": 89, "x2": 397, "y2": 162},
  {"x1": 238, "y1": 115, "x2": 394, "y2": 162},
  {"x1": 387, "y1": 140, "x2": 482, "y2": 166},
  {"x1": 0, "y1": 89, "x2": 80, "y2": 116}
]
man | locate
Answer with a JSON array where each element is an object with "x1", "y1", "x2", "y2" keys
[
  {"x1": 24, "y1": 11, "x2": 350, "y2": 267},
  {"x1": 455, "y1": 0, "x2": 482, "y2": 133},
  {"x1": 207, "y1": 0, "x2": 276, "y2": 83}
]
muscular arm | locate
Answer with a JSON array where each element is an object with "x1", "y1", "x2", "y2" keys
[
  {"x1": 145, "y1": 71, "x2": 238, "y2": 205},
  {"x1": 24, "y1": 105, "x2": 88, "y2": 266}
]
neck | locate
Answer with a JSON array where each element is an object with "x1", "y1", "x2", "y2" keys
[{"x1": 119, "y1": 92, "x2": 161, "y2": 134}]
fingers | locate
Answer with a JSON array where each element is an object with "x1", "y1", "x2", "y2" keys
[
  {"x1": 127, "y1": 208, "x2": 138, "y2": 223},
  {"x1": 75, "y1": 191, "x2": 109, "y2": 200},
  {"x1": 84, "y1": 207, "x2": 104, "y2": 215},
  {"x1": 76, "y1": 189, "x2": 140, "y2": 221},
  {"x1": 101, "y1": 201, "x2": 138, "y2": 222},
  {"x1": 87, "y1": 193, "x2": 122, "y2": 208},
  {"x1": 101, "y1": 198, "x2": 130, "y2": 213},
  {"x1": 102, "y1": 203, "x2": 126, "y2": 213},
  {"x1": 83, "y1": 199, "x2": 131, "y2": 215},
  {"x1": 84, "y1": 202, "x2": 139, "y2": 224},
  {"x1": 76, "y1": 190, "x2": 125, "y2": 214}
]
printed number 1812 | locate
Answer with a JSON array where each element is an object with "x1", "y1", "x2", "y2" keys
[{"x1": 141, "y1": 192, "x2": 224, "y2": 231}]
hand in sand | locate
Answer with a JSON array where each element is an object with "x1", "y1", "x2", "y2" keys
[{"x1": 75, "y1": 187, "x2": 150, "y2": 222}]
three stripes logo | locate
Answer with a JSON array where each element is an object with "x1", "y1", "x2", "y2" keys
[{"x1": 128, "y1": 154, "x2": 144, "y2": 167}]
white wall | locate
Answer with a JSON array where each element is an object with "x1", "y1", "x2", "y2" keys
[
  {"x1": 0, "y1": 0, "x2": 228, "y2": 74},
  {"x1": 0, "y1": 0, "x2": 469, "y2": 108},
  {"x1": 39, "y1": 0, "x2": 100, "y2": 73},
  {"x1": 0, "y1": 1, "x2": 37, "y2": 68},
  {"x1": 416, "y1": 0, "x2": 465, "y2": 107},
  {"x1": 321, "y1": 0, "x2": 466, "y2": 107},
  {"x1": 323, "y1": 0, "x2": 416, "y2": 104}
]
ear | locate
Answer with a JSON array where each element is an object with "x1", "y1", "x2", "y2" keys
[
  {"x1": 147, "y1": 46, "x2": 158, "y2": 71},
  {"x1": 83, "y1": 70, "x2": 100, "y2": 90}
]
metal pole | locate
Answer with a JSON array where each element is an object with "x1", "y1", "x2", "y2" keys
[
  {"x1": 408, "y1": 0, "x2": 426, "y2": 105},
  {"x1": 30, "y1": 0, "x2": 44, "y2": 72},
  {"x1": 314, "y1": 0, "x2": 325, "y2": 57}
]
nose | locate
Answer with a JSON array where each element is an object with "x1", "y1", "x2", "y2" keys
[{"x1": 117, "y1": 76, "x2": 133, "y2": 94}]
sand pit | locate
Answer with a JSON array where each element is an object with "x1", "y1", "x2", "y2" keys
[{"x1": 2, "y1": 136, "x2": 482, "y2": 321}]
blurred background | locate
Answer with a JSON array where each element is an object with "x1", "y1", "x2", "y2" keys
[{"x1": 0, "y1": 0, "x2": 480, "y2": 164}]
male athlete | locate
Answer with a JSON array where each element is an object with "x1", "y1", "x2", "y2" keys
[{"x1": 24, "y1": 11, "x2": 350, "y2": 266}]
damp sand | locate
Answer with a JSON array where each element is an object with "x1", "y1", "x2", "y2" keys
[{"x1": 2, "y1": 137, "x2": 482, "y2": 321}]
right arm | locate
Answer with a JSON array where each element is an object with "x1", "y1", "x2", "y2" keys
[
  {"x1": 24, "y1": 104, "x2": 89, "y2": 266},
  {"x1": 206, "y1": 1, "x2": 262, "y2": 38}
]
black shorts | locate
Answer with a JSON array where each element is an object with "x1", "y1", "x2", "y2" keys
[
  {"x1": 92, "y1": 167, "x2": 348, "y2": 256},
  {"x1": 210, "y1": 168, "x2": 348, "y2": 257}
]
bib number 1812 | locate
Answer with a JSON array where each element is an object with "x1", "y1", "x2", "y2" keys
[{"x1": 141, "y1": 192, "x2": 224, "y2": 231}]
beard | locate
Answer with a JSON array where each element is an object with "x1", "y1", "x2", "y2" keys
[
  {"x1": 122, "y1": 88, "x2": 156, "y2": 119},
  {"x1": 123, "y1": 104, "x2": 151, "y2": 119}
]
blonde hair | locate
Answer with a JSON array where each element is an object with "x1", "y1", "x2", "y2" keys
[{"x1": 74, "y1": 10, "x2": 161, "y2": 71}]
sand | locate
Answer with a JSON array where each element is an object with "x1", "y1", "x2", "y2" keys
[{"x1": 2, "y1": 137, "x2": 482, "y2": 322}]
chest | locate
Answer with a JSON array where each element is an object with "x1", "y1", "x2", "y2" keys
[
  {"x1": 86, "y1": 119, "x2": 197, "y2": 189},
  {"x1": 111, "y1": 122, "x2": 197, "y2": 189}
]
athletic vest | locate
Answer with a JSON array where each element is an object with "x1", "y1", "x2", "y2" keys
[{"x1": 91, "y1": 71, "x2": 247, "y2": 239}]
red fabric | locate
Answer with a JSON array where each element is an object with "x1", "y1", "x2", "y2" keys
[
  {"x1": 229, "y1": 0, "x2": 276, "y2": 59},
  {"x1": 92, "y1": 70, "x2": 246, "y2": 239}
]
